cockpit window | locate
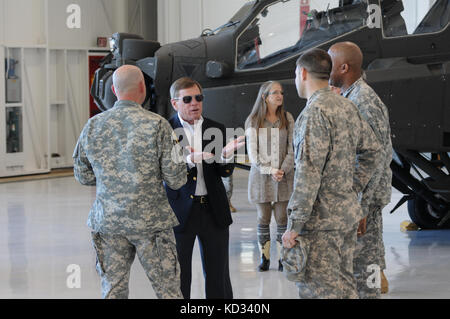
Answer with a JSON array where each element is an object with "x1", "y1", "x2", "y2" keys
[
  {"x1": 236, "y1": 0, "x2": 369, "y2": 71},
  {"x1": 381, "y1": 0, "x2": 449, "y2": 37}
]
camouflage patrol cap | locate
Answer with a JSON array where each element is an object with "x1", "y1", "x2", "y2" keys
[{"x1": 281, "y1": 237, "x2": 310, "y2": 282}]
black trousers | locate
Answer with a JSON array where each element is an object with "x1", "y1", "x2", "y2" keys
[{"x1": 174, "y1": 201, "x2": 233, "y2": 299}]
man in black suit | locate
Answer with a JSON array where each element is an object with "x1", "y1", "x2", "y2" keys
[{"x1": 165, "y1": 77, "x2": 245, "y2": 299}]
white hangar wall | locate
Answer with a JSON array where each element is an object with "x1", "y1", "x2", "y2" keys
[
  {"x1": 0, "y1": 0, "x2": 155, "y2": 177},
  {"x1": 157, "y1": 0, "x2": 248, "y2": 44}
]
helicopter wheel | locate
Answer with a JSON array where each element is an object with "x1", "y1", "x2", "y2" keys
[{"x1": 407, "y1": 195, "x2": 450, "y2": 230}]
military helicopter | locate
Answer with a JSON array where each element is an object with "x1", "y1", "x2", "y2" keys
[{"x1": 91, "y1": 0, "x2": 450, "y2": 229}]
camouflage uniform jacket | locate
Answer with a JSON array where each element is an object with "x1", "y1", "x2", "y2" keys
[
  {"x1": 73, "y1": 100, "x2": 186, "y2": 235},
  {"x1": 343, "y1": 78, "x2": 393, "y2": 210},
  {"x1": 287, "y1": 87, "x2": 381, "y2": 233}
]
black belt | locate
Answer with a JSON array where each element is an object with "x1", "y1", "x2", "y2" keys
[{"x1": 193, "y1": 195, "x2": 208, "y2": 204}]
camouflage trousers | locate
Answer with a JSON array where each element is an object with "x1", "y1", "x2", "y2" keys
[
  {"x1": 354, "y1": 205, "x2": 386, "y2": 299},
  {"x1": 91, "y1": 229, "x2": 183, "y2": 299},
  {"x1": 295, "y1": 229, "x2": 359, "y2": 299}
]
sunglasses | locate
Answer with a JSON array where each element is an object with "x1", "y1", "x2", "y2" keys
[{"x1": 174, "y1": 94, "x2": 204, "y2": 104}]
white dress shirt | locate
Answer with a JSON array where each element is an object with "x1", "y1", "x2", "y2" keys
[
  {"x1": 178, "y1": 113, "x2": 235, "y2": 196},
  {"x1": 178, "y1": 114, "x2": 208, "y2": 196}
]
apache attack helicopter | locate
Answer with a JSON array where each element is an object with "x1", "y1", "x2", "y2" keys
[{"x1": 91, "y1": 0, "x2": 450, "y2": 229}]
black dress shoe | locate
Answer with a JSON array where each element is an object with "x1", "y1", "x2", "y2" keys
[
  {"x1": 278, "y1": 259, "x2": 283, "y2": 272},
  {"x1": 258, "y1": 255, "x2": 270, "y2": 272}
]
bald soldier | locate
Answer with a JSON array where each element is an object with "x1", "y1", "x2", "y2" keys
[
  {"x1": 328, "y1": 42, "x2": 393, "y2": 299},
  {"x1": 282, "y1": 48, "x2": 381, "y2": 299},
  {"x1": 73, "y1": 65, "x2": 186, "y2": 299}
]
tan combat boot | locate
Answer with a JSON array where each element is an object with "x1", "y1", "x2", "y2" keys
[
  {"x1": 381, "y1": 270, "x2": 389, "y2": 294},
  {"x1": 229, "y1": 199, "x2": 237, "y2": 213}
]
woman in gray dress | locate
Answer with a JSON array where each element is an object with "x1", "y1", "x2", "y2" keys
[{"x1": 245, "y1": 81, "x2": 294, "y2": 272}]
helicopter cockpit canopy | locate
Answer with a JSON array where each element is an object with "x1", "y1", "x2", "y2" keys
[
  {"x1": 236, "y1": 0, "x2": 370, "y2": 70},
  {"x1": 236, "y1": 0, "x2": 450, "y2": 71}
]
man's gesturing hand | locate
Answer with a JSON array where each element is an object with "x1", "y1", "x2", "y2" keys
[
  {"x1": 222, "y1": 136, "x2": 246, "y2": 159},
  {"x1": 186, "y1": 146, "x2": 214, "y2": 164}
]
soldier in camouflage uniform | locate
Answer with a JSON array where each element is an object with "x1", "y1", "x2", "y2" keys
[
  {"x1": 282, "y1": 48, "x2": 381, "y2": 299},
  {"x1": 329, "y1": 42, "x2": 393, "y2": 299},
  {"x1": 73, "y1": 65, "x2": 186, "y2": 299}
]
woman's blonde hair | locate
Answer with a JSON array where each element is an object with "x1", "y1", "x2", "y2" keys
[{"x1": 245, "y1": 81, "x2": 288, "y2": 130}]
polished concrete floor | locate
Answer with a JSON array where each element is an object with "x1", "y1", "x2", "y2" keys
[{"x1": 1, "y1": 168, "x2": 450, "y2": 299}]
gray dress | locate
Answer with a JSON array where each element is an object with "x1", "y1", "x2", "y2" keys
[{"x1": 246, "y1": 112, "x2": 295, "y2": 204}]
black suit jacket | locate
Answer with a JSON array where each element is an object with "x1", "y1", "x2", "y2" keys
[{"x1": 165, "y1": 115, "x2": 234, "y2": 233}]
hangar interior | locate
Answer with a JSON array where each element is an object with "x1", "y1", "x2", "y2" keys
[
  {"x1": 1, "y1": 0, "x2": 450, "y2": 299},
  {"x1": 0, "y1": 0, "x2": 437, "y2": 178},
  {"x1": 0, "y1": 0, "x2": 157, "y2": 178}
]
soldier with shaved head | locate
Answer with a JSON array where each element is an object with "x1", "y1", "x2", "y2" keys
[
  {"x1": 329, "y1": 42, "x2": 393, "y2": 299},
  {"x1": 73, "y1": 65, "x2": 186, "y2": 299}
]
